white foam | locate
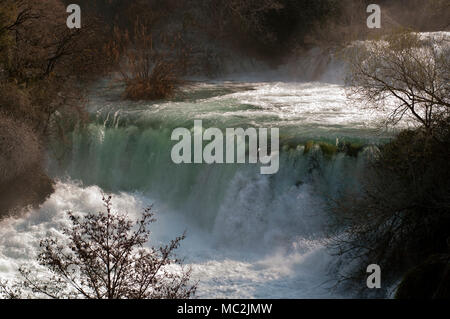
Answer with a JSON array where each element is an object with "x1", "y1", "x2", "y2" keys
[{"x1": 0, "y1": 180, "x2": 342, "y2": 298}]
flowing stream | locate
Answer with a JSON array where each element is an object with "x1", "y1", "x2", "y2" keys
[{"x1": 0, "y1": 55, "x2": 407, "y2": 298}]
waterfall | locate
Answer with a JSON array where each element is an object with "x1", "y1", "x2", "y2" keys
[{"x1": 0, "y1": 48, "x2": 399, "y2": 297}]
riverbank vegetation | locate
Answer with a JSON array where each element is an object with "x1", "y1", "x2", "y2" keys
[
  {"x1": 306, "y1": 0, "x2": 450, "y2": 47},
  {"x1": 0, "y1": 0, "x2": 449, "y2": 299},
  {"x1": 0, "y1": 0, "x2": 113, "y2": 215},
  {"x1": 330, "y1": 30, "x2": 450, "y2": 298}
]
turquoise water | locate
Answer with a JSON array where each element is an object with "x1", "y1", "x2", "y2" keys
[{"x1": 1, "y1": 79, "x2": 394, "y2": 298}]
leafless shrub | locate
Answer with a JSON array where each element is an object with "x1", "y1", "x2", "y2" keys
[
  {"x1": 329, "y1": 123, "x2": 450, "y2": 294},
  {"x1": 0, "y1": 196, "x2": 197, "y2": 299},
  {"x1": 346, "y1": 31, "x2": 450, "y2": 135},
  {"x1": 0, "y1": 0, "x2": 115, "y2": 135},
  {"x1": 327, "y1": 30, "x2": 450, "y2": 296},
  {"x1": 110, "y1": 20, "x2": 190, "y2": 101}
]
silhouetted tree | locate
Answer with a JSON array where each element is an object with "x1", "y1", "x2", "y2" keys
[
  {"x1": 0, "y1": 196, "x2": 197, "y2": 299},
  {"x1": 347, "y1": 31, "x2": 450, "y2": 135}
]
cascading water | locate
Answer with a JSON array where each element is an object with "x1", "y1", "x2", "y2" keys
[{"x1": 0, "y1": 51, "x2": 406, "y2": 298}]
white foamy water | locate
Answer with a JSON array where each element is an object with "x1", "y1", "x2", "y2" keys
[
  {"x1": 3, "y1": 31, "x2": 449, "y2": 298},
  {"x1": 0, "y1": 76, "x2": 392, "y2": 299},
  {"x1": 88, "y1": 80, "x2": 404, "y2": 141},
  {"x1": 3, "y1": 33, "x2": 434, "y2": 297},
  {"x1": 0, "y1": 181, "x2": 342, "y2": 298},
  {"x1": 0, "y1": 77, "x2": 395, "y2": 298}
]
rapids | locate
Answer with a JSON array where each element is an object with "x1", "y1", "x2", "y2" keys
[{"x1": 7, "y1": 30, "x2": 440, "y2": 296}]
